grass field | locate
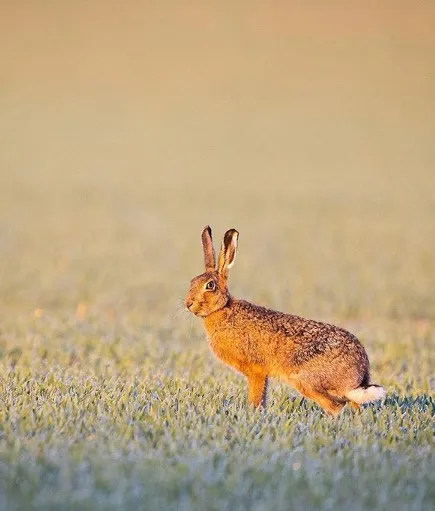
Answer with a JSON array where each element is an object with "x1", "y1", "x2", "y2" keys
[
  {"x1": 0, "y1": 166, "x2": 433, "y2": 511},
  {"x1": 1, "y1": 3, "x2": 435, "y2": 510}
]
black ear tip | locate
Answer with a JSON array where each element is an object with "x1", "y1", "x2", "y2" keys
[
  {"x1": 224, "y1": 228, "x2": 239, "y2": 244},
  {"x1": 202, "y1": 225, "x2": 212, "y2": 235}
]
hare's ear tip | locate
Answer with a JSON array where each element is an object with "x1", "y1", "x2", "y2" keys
[{"x1": 223, "y1": 228, "x2": 239, "y2": 246}]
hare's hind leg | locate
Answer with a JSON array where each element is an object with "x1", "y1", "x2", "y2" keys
[
  {"x1": 247, "y1": 373, "x2": 269, "y2": 409},
  {"x1": 313, "y1": 393, "x2": 346, "y2": 416},
  {"x1": 293, "y1": 381, "x2": 345, "y2": 416}
]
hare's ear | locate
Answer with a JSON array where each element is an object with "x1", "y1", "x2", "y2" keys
[
  {"x1": 217, "y1": 229, "x2": 239, "y2": 277},
  {"x1": 201, "y1": 225, "x2": 216, "y2": 271}
]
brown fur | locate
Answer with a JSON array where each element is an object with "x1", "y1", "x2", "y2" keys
[{"x1": 185, "y1": 226, "x2": 385, "y2": 416}]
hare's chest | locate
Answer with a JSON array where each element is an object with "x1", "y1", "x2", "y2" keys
[{"x1": 206, "y1": 328, "x2": 246, "y2": 373}]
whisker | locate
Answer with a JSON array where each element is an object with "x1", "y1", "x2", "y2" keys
[
  {"x1": 187, "y1": 313, "x2": 194, "y2": 341},
  {"x1": 173, "y1": 298, "x2": 195, "y2": 341},
  {"x1": 173, "y1": 298, "x2": 190, "y2": 321},
  {"x1": 173, "y1": 306, "x2": 182, "y2": 320}
]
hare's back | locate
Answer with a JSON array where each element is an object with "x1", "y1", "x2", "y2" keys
[
  {"x1": 234, "y1": 300, "x2": 368, "y2": 365},
  {"x1": 286, "y1": 317, "x2": 368, "y2": 366}
]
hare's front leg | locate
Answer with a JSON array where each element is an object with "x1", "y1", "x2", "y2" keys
[{"x1": 247, "y1": 373, "x2": 269, "y2": 409}]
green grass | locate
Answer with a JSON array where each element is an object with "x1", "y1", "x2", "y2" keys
[
  {"x1": 0, "y1": 164, "x2": 434, "y2": 510},
  {"x1": 0, "y1": 334, "x2": 433, "y2": 511}
]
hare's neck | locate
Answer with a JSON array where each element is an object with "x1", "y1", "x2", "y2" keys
[{"x1": 202, "y1": 297, "x2": 235, "y2": 333}]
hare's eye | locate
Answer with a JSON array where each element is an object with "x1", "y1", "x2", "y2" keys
[{"x1": 205, "y1": 280, "x2": 216, "y2": 291}]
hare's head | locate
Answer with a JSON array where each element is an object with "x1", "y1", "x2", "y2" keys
[{"x1": 184, "y1": 226, "x2": 238, "y2": 317}]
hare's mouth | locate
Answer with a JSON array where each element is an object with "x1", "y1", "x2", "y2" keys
[
  {"x1": 190, "y1": 307, "x2": 207, "y2": 317},
  {"x1": 185, "y1": 301, "x2": 205, "y2": 316}
]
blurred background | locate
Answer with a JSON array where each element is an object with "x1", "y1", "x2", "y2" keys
[{"x1": 0, "y1": 1, "x2": 434, "y2": 323}]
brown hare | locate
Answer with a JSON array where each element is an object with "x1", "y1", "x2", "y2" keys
[{"x1": 185, "y1": 226, "x2": 385, "y2": 415}]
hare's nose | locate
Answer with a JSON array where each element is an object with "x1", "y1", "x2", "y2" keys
[{"x1": 185, "y1": 300, "x2": 194, "y2": 310}]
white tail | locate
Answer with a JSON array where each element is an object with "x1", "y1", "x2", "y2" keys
[{"x1": 346, "y1": 385, "x2": 386, "y2": 404}]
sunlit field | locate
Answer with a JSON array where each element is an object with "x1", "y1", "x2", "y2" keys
[{"x1": 1, "y1": 3, "x2": 434, "y2": 510}]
